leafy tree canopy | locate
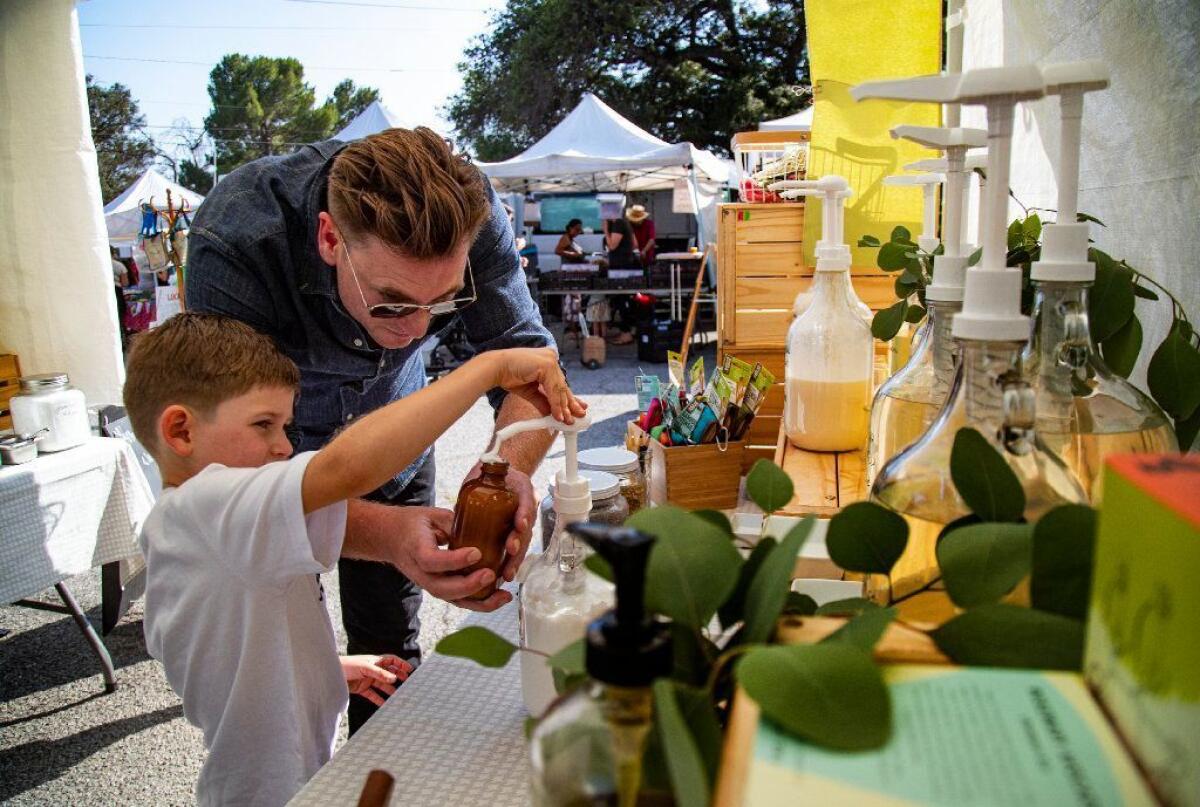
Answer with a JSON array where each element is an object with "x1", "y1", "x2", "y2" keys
[
  {"x1": 447, "y1": 0, "x2": 809, "y2": 161},
  {"x1": 87, "y1": 75, "x2": 157, "y2": 203}
]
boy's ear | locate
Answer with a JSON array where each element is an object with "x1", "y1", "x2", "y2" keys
[{"x1": 159, "y1": 405, "x2": 196, "y2": 457}]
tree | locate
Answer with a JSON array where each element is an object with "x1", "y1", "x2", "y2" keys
[
  {"x1": 446, "y1": 0, "x2": 809, "y2": 161},
  {"x1": 87, "y1": 75, "x2": 157, "y2": 203},
  {"x1": 178, "y1": 159, "x2": 215, "y2": 195},
  {"x1": 202, "y1": 55, "x2": 380, "y2": 174}
]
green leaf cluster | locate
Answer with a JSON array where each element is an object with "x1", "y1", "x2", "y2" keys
[{"x1": 861, "y1": 226, "x2": 933, "y2": 339}]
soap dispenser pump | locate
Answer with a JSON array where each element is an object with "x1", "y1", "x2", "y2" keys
[
  {"x1": 867, "y1": 125, "x2": 988, "y2": 486},
  {"x1": 853, "y1": 65, "x2": 1085, "y2": 602},
  {"x1": 529, "y1": 523, "x2": 672, "y2": 807},
  {"x1": 769, "y1": 175, "x2": 875, "y2": 452},
  {"x1": 1027, "y1": 61, "x2": 1177, "y2": 497}
]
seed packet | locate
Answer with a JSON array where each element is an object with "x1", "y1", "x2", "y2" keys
[
  {"x1": 704, "y1": 369, "x2": 734, "y2": 417},
  {"x1": 675, "y1": 399, "x2": 706, "y2": 444},
  {"x1": 660, "y1": 383, "x2": 682, "y2": 432},
  {"x1": 688, "y1": 357, "x2": 706, "y2": 399},
  {"x1": 730, "y1": 364, "x2": 776, "y2": 440},
  {"x1": 635, "y1": 374, "x2": 661, "y2": 412},
  {"x1": 667, "y1": 351, "x2": 685, "y2": 387},
  {"x1": 721, "y1": 355, "x2": 754, "y2": 406}
]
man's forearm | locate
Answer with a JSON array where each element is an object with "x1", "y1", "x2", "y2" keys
[
  {"x1": 494, "y1": 393, "x2": 555, "y2": 474},
  {"x1": 341, "y1": 499, "x2": 396, "y2": 563}
]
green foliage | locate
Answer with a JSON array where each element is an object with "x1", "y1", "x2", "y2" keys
[
  {"x1": 1031, "y1": 505, "x2": 1097, "y2": 620},
  {"x1": 933, "y1": 604, "x2": 1085, "y2": 671},
  {"x1": 1148, "y1": 324, "x2": 1200, "y2": 422},
  {"x1": 691, "y1": 509, "x2": 734, "y2": 535},
  {"x1": 434, "y1": 626, "x2": 518, "y2": 668},
  {"x1": 746, "y1": 459, "x2": 795, "y2": 513},
  {"x1": 1101, "y1": 314, "x2": 1143, "y2": 378},
  {"x1": 584, "y1": 552, "x2": 613, "y2": 582},
  {"x1": 86, "y1": 75, "x2": 157, "y2": 203},
  {"x1": 740, "y1": 519, "x2": 814, "y2": 644},
  {"x1": 872, "y1": 300, "x2": 908, "y2": 340},
  {"x1": 327, "y1": 78, "x2": 381, "y2": 130},
  {"x1": 1089, "y1": 248, "x2": 1136, "y2": 343},
  {"x1": 782, "y1": 591, "x2": 818, "y2": 616},
  {"x1": 822, "y1": 607, "x2": 896, "y2": 653},
  {"x1": 447, "y1": 0, "x2": 809, "y2": 160},
  {"x1": 937, "y1": 523, "x2": 1032, "y2": 608},
  {"x1": 738, "y1": 643, "x2": 891, "y2": 750},
  {"x1": 628, "y1": 506, "x2": 742, "y2": 630},
  {"x1": 546, "y1": 638, "x2": 586, "y2": 675},
  {"x1": 827, "y1": 502, "x2": 908, "y2": 574},
  {"x1": 815, "y1": 597, "x2": 883, "y2": 616},
  {"x1": 950, "y1": 428, "x2": 1026, "y2": 522},
  {"x1": 718, "y1": 537, "x2": 775, "y2": 630},
  {"x1": 876, "y1": 242, "x2": 910, "y2": 271},
  {"x1": 653, "y1": 680, "x2": 713, "y2": 807}
]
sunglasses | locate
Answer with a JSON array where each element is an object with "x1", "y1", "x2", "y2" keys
[{"x1": 343, "y1": 241, "x2": 477, "y2": 320}]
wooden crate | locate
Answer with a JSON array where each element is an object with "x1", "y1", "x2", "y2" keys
[
  {"x1": 0, "y1": 353, "x2": 21, "y2": 431},
  {"x1": 646, "y1": 435, "x2": 746, "y2": 510}
]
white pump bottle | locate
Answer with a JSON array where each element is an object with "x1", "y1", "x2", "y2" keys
[{"x1": 485, "y1": 413, "x2": 616, "y2": 717}]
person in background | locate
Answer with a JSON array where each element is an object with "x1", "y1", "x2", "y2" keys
[
  {"x1": 111, "y1": 246, "x2": 130, "y2": 349},
  {"x1": 626, "y1": 204, "x2": 656, "y2": 267},
  {"x1": 554, "y1": 218, "x2": 588, "y2": 265},
  {"x1": 598, "y1": 217, "x2": 638, "y2": 345},
  {"x1": 111, "y1": 245, "x2": 130, "y2": 288}
]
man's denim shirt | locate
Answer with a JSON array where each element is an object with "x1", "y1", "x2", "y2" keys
[{"x1": 186, "y1": 140, "x2": 552, "y2": 498}]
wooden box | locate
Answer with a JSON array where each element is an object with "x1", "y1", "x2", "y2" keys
[
  {"x1": 633, "y1": 422, "x2": 746, "y2": 510},
  {"x1": 0, "y1": 353, "x2": 22, "y2": 431}
]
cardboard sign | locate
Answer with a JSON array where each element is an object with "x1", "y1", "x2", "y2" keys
[{"x1": 153, "y1": 285, "x2": 181, "y2": 327}]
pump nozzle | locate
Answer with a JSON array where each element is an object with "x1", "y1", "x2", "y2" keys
[
  {"x1": 482, "y1": 412, "x2": 592, "y2": 465},
  {"x1": 882, "y1": 173, "x2": 943, "y2": 253},
  {"x1": 768, "y1": 175, "x2": 854, "y2": 271},
  {"x1": 1031, "y1": 61, "x2": 1110, "y2": 284}
]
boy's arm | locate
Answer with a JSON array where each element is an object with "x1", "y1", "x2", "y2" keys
[{"x1": 301, "y1": 355, "x2": 496, "y2": 514}]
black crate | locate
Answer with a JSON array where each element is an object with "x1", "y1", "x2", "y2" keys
[{"x1": 638, "y1": 318, "x2": 685, "y2": 364}]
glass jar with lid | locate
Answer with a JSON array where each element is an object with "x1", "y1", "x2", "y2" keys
[
  {"x1": 538, "y1": 469, "x2": 628, "y2": 553},
  {"x1": 10, "y1": 373, "x2": 90, "y2": 452},
  {"x1": 577, "y1": 446, "x2": 645, "y2": 513}
]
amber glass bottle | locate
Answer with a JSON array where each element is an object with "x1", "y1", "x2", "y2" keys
[{"x1": 450, "y1": 460, "x2": 519, "y2": 600}]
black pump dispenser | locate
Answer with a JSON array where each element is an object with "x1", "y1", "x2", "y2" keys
[{"x1": 568, "y1": 522, "x2": 672, "y2": 687}]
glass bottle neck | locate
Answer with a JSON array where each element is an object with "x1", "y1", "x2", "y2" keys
[
  {"x1": 957, "y1": 339, "x2": 1036, "y2": 453},
  {"x1": 1031, "y1": 281, "x2": 1096, "y2": 369},
  {"x1": 810, "y1": 269, "x2": 857, "y2": 311},
  {"x1": 926, "y1": 300, "x2": 961, "y2": 397}
]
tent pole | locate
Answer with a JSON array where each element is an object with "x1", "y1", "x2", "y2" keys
[{"x1": 686, "y1": 164, "x2": 712, "y2": 286}]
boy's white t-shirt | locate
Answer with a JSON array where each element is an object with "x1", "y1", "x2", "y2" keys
[{"x1": 139, "y1": 452, "x2": 349, "y2": 807}]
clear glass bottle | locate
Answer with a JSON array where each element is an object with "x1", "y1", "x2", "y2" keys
[
  {"x1": 529, "y1": 523, "x2": 674, "y2": 807},
  {"x1": 870, "y1": 340, "x2": 1086, "y2": 601},
  {"x1": 10, "y1": 373, "x2": 90, "y2": 452},
  {"x1": 784, "y1": 269, "x2": 874, "y2": 451},
  {"x1": 539, "y1": 470, "x2": 629, "y2": 554},
  {"x1": 867, "y1": 300, "x2": 959, "y2": 486},
  {"x1": 449, "y1": 459, "x2": 518, "y2": 601},
  {"x1": 1027, "y1": 281, "x2": 1177, "y2": 500}
]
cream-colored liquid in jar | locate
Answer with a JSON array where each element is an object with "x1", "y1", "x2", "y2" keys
[{"x1": 785, "y1": 377, "x2": 872, "y2": 452}]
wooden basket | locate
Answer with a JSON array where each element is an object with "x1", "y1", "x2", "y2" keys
[{"x1": 632, "y1": 422, "x2": 745, "y2": 510}]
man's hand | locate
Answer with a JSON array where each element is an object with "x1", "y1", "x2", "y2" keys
[
  {"x1": 341, "y1": 654, "x2": 413, "y2": 707},
  {"x1": 464, "y1": 462, "x2": 536, "y2": 585}
]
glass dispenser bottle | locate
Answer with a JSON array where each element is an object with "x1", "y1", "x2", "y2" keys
[
  {"x1": 529, "y1": 523, "x2": 673, "y2": 807},
  {"x1": 773, "y1": 176, "x2": 874, "y2": 452},
  {"x1": 449, "y1": 459, "x2": 519, "y2": 601},
  {"x1": 1027, "y1": 62, "x2": 1177, "y2": 499},
  {"x1": 854, "y1": 65, "x2": 1086, "y2": 601},
  {"x1": 867, "y1": 125, "x2": 988, "y2": 485}
]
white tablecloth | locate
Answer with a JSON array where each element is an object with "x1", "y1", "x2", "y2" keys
[
  {"x1": 290, "y1": 598, "x2": 529, "y2": 807},
  {"x1": 0, "y1": 437, "x2": 154, "y2": 603}
]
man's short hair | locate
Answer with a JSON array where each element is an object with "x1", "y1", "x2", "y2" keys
[
  {"x1": 123, "y1": 312, "x2": 300, "y2": 455},
  {"x1": 566, "y1": 218, "x2": 582, "y2": 230},
  {"x1": 327, "y1": 127, "x2": 490, "y2": 258}
]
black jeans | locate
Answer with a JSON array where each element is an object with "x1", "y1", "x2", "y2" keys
[{"x1": 339, "y1": 454, "x2": 435, "y2": 734}]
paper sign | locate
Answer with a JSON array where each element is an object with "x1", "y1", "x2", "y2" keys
[
  {"x1": 153, "y1": 285, "x2": 181, "y2": 327},
  {"x1": 673, "y1": 179, "x2": 696, "y2": 214}
]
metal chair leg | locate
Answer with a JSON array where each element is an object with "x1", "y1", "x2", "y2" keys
[{"x1": 55, "y1": 582, "x2": 117, "y2": 694}]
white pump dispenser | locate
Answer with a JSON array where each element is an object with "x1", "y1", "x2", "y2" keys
[
  {"x1": 881, "y1": 172, "x2": 943, "y2": 254},
  {"x1": 494, "y1": 413, "x2": 616, "y2": 717},
  {"x1": 769, "y1": 175, "x2": 875, "y2": 452}
]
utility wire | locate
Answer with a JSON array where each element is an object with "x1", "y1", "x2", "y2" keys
[
  {"x1": 283, "y1": 0, "x2": 489, "y2": 10},
  {"x1": 84, "y1": 54, "x2": 454, "y2": 73}
]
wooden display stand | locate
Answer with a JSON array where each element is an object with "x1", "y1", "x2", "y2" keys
[
  {"x1": 0, "y1": 353, "x2": 22, "y2": 430},
  {"x1": 716, "y1": 202, "x2": 894, "y2": 473},
  {"x1": 629, "y1": 422, "x2": 745, "y2": 510}
]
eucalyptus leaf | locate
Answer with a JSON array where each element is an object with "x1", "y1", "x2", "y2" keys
[
  {"x1": 858, "y1": 234, "x2": 881, "y2": 247},
  {"x1": 967, "y1": 246, "x2": 983, "y2": 266},
  {"x1": 1100, "y1": 314, "x2": 1143, "y2": 378},
  {"x1": 877, "y1": 241, "x2": 910, "y2": 271},
  {"x1": 692, "y1": 509, "x2": 734, "y2": 536},
  {"x1": 628, "y1": 506, "x2": 742, "y2": 629},
  {"x1": 815, "y1": 597, "x2": 882, "y2": 616},
  {"x1": 742, "y1": 518, "x2": 815, "y2": 644},
  {"x1": 672, "y1": 623, "x2": 719, "y2": 687},
  {"x1": 890, "y1": 225, "x2": 911, "y2": 243},
  {"x1": 1089, "y1": 248, "x2": 1135, "y2": 342},
  {"x1": 950, "y1": 428, "x2": 1025, "y2": 522},
  {"x1": 673, "y1": 683, "x2": 723, "y2": 785},
  {"x1": 584, "y1": 553, "x2": 613, "y2": 582},
  {"x1": 738, "y1": 643, "x2": 891, "y2": 750},
  {"x1": 718, "y1": 537, "x2": 776, "y2": 630},
  {"x1": 1022, "y1": 213, "x2": 1042, "y2": 241},
  {"x1": 1075, "y1": 211, "x2": 1105, "y2": 227},
  {"x1": 871, "y1": 300, "x2": 908, "y2": 340},
  {"x1": 1007, "y1": 218, "x2": 1024, "y2": 250},
  {"x1": 746, "y1": 459, "x2": 795, "y2": 513},
  {"x1": 938, "y1": 513, "x2": 982, "y2": 543},
  {"x1": 823, "y1": 606, "x2": 896, "y2": 652},
  {"x1": 435, "y1": 626, "x2": 518, "y2": 668},
  {"x1": 782, "y1": 591, "x2": 818, "y2": 616},
  {"x1": 899, "y1": 265, "x2": 923, "y2": 285},
  {"x1": 1147, "y1": 327, "x2": 1200, "y2": 420},
  {"x1": 936, "y1": 523, "x2": 1032, "y2": 608},
  {"x1": 904, "y1": 304, "x2": 927, "y2": 324},
  {"x1": 546, "y1": 638, "x2": 586, "y2": 675},
  {"x1": 1132, "y1": 283, "x2": 1159, "y2": 301},
  {"x1": 827, "y1": 501, "x2": 908, "y2": 574},
  {"x1": 1173, "y1": 404, "x2": 1200, "y2": 451},
  {"x1": 552, "y1": 668, "x2": 588, "y2": 695},
  {"x1": 653, "y1": 680, "x2": 711, "y2": 807},
  {"x1": 895, "y1": 275, "x2": 919, "y2": 298},
  {"x1": 932, "y1": 604, "x2": 1085, "y2": 671},
  {"x1": 1031, "y1": 505, "x2": 1096, "y2": 620}
]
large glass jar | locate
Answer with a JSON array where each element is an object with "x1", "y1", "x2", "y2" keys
[
  {"x1": 578, "y1": 446, "x2": 645, "y2": 513},
  {"x1": 10, "y1": 373, "x2": 90, "y2": 452},
  {"x1": 538, "y1": 470, "x2": 628, "y2": 554}
]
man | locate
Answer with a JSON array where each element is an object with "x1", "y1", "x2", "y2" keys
[
  {"x1": 185, "y1": 127, "x2": 556, "y2": 732},
  {"x1": 626, "y1": 204, "x2": 656, "y2": 267}
]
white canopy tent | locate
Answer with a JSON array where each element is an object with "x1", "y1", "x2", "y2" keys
[
  {"x1": 758, "y1": 106, "x2": 813, "y2": 132},
  {"x1": 104, "y1": 168, "x2": 204, "y2": 247},
  {"x1": 476, "y1": 93, "x2": 731, "y2": 278},
  {"x1": 333, "y1": 100, "x2": 409, "y2": 141}
]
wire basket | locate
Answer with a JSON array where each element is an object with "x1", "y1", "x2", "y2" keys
[{"x1": 731, "y1": 130, "x2": 810, "y2": 203}]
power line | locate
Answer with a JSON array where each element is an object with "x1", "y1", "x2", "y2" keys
[
  {"x1": 80, "y1": 23, "x2": 449, "y2": 31},
  {"x1": 84, "y1": 54, "x2": 455, "y2": 73},
  {"x1": 283, "y1": 0, "x2": 489, "y2": 10}
]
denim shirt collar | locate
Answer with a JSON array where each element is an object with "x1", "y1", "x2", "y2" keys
[{"x1": 298, "y1": 140, "x2": 347, "y2": 299}]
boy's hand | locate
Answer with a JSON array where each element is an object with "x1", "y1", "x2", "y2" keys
[
  {"x1": 488, "y1": 348, "x2": 587, "y2": 424},
  {"x1": 341, "y1": 654, "x2": 413, "y2": 707}
]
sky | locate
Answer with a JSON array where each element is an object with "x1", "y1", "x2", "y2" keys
[{"x1": 79, "y1": 0, "x2": 508, "y2": 165}]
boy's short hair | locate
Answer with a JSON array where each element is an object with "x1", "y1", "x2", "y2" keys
[
  {"x1": 123, "y1": 313, "x2": 300, "y2": 455},
  {"x1": 327, "y1": 127, "x2": 490, "y2": 259}
]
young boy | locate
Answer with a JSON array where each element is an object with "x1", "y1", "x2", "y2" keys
[{"x1": 124, "y1": 312, "x2": 584, "y2": 806}]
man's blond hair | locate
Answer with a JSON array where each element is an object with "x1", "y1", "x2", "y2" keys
[
  {"x1": 123, "y1": 313, "x2": 300, "y2": 456},
  {"x1": 327, "y1": 127, "x2": 490, "y2": 258}
]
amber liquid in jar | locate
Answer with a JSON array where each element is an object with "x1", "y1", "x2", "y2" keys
[{"x1": 450, "y1": 460, "x2": 519, "y2": 600}]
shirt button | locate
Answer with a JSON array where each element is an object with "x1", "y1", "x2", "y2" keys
[
  {"x1": 353, "y1": 338, "x2": 364, "y2": 348},
  {"x1": 345, "y1": 413, "x2": 354, "y2": 421},
  {"x1": 378, "y1": 358, "x2": 385, "y2": 368}
]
